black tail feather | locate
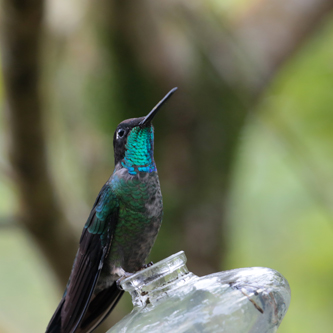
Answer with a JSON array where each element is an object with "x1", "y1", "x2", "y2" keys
[
  {"x1": 46, "y1": 298, "x2": 65, "y2": 333},
  {"x1": 76, "y1": 282, "x2": 124, "y2": 333}
]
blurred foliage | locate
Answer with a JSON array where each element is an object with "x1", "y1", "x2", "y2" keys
[
  {"x1": 227, "y1": 18, "x2": 333, "y2": 333},
  {"x1": 0, "y1": 229, "x2": 58, "y2": 332},
  {"x1": 0, "y1": 1, "x2": 333, "y2": 333}
]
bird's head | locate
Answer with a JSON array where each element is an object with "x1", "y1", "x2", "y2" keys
[{"x1": 113, "y1": 88, "x2": 177, "y2": 174}]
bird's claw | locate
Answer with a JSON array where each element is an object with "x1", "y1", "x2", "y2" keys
[
  {"x1": 116, "y1": 263, "x2": 154, "y2": 290},
  {"x1": 116, "y1": 272, "x2": 134, "y2": 290},
  {"x1": 141, "y1": 261, "x2": 154, "y2": 270}
]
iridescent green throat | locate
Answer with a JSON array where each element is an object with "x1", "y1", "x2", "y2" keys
[{"x1": 121, "y1": 126, "x2": 156, "y2": 175}]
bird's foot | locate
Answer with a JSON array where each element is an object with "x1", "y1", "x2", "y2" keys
[
  {"x1": 140, "y1": 261, "x2": 154, "y2": 270},
  {"x1": 116, "y1": 272, "x2": 134, "y2": 290},
  {"x1": 115, "y1": 263, "x2": 154, "y2": 290}
]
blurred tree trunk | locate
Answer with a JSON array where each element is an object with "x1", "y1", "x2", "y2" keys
[{"x1": 0, "y1": 0, "x2": 78, "y2": 287}]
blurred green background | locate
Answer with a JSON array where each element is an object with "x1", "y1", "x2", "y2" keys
[{"x1": 1, "y1": 0, "x2": 333, "y2": 332}]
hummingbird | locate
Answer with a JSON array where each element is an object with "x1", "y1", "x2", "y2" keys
[{"x1": 46, "y1": 88, "x2": 177, "y2": 333}]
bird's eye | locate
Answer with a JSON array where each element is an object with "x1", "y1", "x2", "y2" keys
[{"x1": 117, "y1": 129, "x2": 125, "y2": 139}]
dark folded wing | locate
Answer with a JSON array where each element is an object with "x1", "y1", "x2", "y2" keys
[{"x1": 46, "y1": 184, "x2": 119, "y2": 333}]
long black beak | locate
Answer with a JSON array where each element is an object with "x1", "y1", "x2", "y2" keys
[{"x1": 139, "y1": 87, "x2": 178, "y2": 126}]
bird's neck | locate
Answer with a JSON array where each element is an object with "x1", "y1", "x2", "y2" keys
[{"x1": 121, "y1": 127, "x2": 156, "y2": 175}]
